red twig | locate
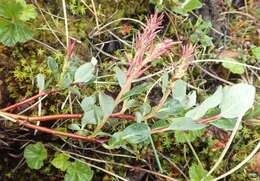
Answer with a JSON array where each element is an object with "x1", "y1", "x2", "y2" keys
[
  {"x1": 198, "y1": 114, "x2": 221, "y2": 124},
  {"x1": 1, "y1": 112, "x2": 136, "y2": 122},
  {"x1": 17, "y1": 119, "x2": 107, "y2": 144},
  {"x1": 1, "y1": 91, "x2": 49, "y2": 112}
]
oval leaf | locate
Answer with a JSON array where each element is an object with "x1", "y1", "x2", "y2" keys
[
  {"x1": 36, "y1": 73, "x2": 45, "y2": 91},
  {"x1": 123, "y1": 123, "x2": 150, "y2": 144},
  {"x1": 99, "y1": 93, "x2": 114, "y2": 117},
  {"x1": 220, "y1": 83, "x2": 255, "y2": 118},
  {"x1": 74, "y1": 63, "x2": 94, "y2": 83},
  {"x1": 115, "y1": 66, "x2": 127, "y2": 88}
]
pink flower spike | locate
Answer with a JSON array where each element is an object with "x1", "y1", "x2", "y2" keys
[
  {"x1": 181, "y1": 44, "x2": 195, "y2": 60},
  {"x1": 146, "y1": 39, "x2": 176, "y2": 62},
  {"x1": 135, "y1": 12, "x2": 164, "y2": 50}
]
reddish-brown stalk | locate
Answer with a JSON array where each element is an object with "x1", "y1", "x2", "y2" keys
[
  {"x1": 1, "y1": 91, "x2": 49, "y2": 112},
  {"x1": 16, "y1": 119, "x2": 107, "y2": 144}
]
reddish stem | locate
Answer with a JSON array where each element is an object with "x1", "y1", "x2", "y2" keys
[
  {"x1": 1, "y1": 92, "x2": 49, "y2": 112},
  {"x1": 198, "y1": 114, "x2": 221, "y2": 124},
  {"x1": 25, "y1": 113, "x2": 135, "y2": 122},
  {"x1": 17, "y1": 119, "x2": 107, "y2": 144}
]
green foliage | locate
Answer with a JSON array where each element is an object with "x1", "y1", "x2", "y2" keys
[
  {"x1": 172, "y1": 0, "x2": 202, "y2": 15},
  {"x1": 210, "y1": 118, "x2": 239, "y2": 131},
  {"x1": 115, "y1": 66, "x2": 127, "y2": 88},
  {"x1": 169, "y1": 117, "x2": 207, "y2": 131},
  {"x1": 220, "y1": 83, "x2": 255, "y2": 118},
  {"x1": 161, "y1": 71, "x2": 169, "y2": 95},
  {"x1": 150, "y1": 0, "x2": 202, "y2": 15},
  {"x1": 51, "y1": 153, "x2": 71, "y2": 171},
  {"x1": 0, "y1": 0, "x2": 37, "y2": 46},
  {"x1": 175, "y1": 130, "x2": 204, "y2": 143},
  {"x1": 122, "y1": 82, "x2": 151, "y2": 100},
  {"x1": 123, "y1": 123, "x2": 150, "y2": 144},
  {"x1": 186, "y1": 86, "x2": 223, "y2": 120},
  {"x1": 68, "y1": 0, "x2": 87, "y2": 15},
  {"x1": 36, "y1": 73, "x2": 45, "y2": 91},
  {"x1": 103, "y1": 131, "x2": 125, "y2": 149},
  {"x1": 64, "y1": 161, "x2": 93, "y2": 181},
  {"x1": 222, "y1": 58, "x2": 245, "y2": 74},
  {"x1": 251, "y1": 46, "x2": 260, "y2": 60},
  {"x1": 99, "y1": 92, "x2": 115, "y2": 117},
  {"x1": 47, "y1": 56, "x2": 59, "y2": 72},
  {"x1": 190, "y1": 17, "x2": 213, "y2": 47},
  {"x1": 74, "y1": 62, "x2": 95, "y2": 83},
  {"x1": 104, "y1": 123, "x2": 150, "y2": 148},
  {"x1": 24, "y1": 142, "x2": 47, "y2": 170},
  {"x1": 189, "y1": 164, "x2": 212, "y2": 181}
]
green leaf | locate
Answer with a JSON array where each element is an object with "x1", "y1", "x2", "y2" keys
[
  {"x1": 51, "y1": 153, "x2": 71, "y2": 171},
  {"x1": 18, "y1": 1, "x2": 37, "y2": 21},
  {"x1": 103, "y1": 131, "x2": 125, "y2": 149},
  {"x1": 222, "y1": 58, "x2": 245, "y2": 74},
  {"x1": 80, "y1": 96, "x2": 96, "y2": 112},
  {"x1": 186, "y1": 86, "x2": 223, "y2": 120},
  {"x1": 161, "y1": 72, "x2": 169, "y2": 94},
  {"x1": 24, "y1": 142, "x2": 47, "y2": 170},
  {"x1": 123, "y1": 123, "x2": 150, "y2": 144},
  {"x1": 122, "y1": 83, "x2": 151, "y2": 100},
  {"x1": 47, "y1": 56, "x2": 59, "y2": 72},
  {"x1": 189, "y1": 164, "x2": 212, "y2": 181},
  {"x1": 99, "y1": 93, "x2": 114, "y2": 117},
  {"x1": 182, "y1": 0, "x2": 203, "y2": 12},
  {"x1": 175, "y1": 130, "x2": 204, "y2": 143},
  {"x1": 81, "y1": 109, "x2": 97, "y2": 127},
  {"x1": 36, "y1": 74, "x2": 45, "y2": 91},
  {"x1": 211, "y1": 118, "x2": 240, "y2": 131},
  {"x1": 156, "y1": 99, "x2": 184, "y2": 119},
  {"x1": 135, "y1": 112, "x2": 143, "y2": 123},
  {"x1": 0, "y1": 20, "x2": 33, "y2": 46},
  {"x1": 74, "y1": 63, "x2": 95, "y2": 83},
  {"x1": 64, "y1": 161, "x2": 93, "y2": 181},
  {"x1": 172, "y1": 79, "x2": 187, "y2": 102},
  {"x1": 0, "y1": 0, "x2": 36, "y2": 46},
  {"x1": 251, "y1": 46, "x2": 260, "y2": 60},
  {"x1": 0, "y1": 0, "x2": 23, "y2": 19},
  {"x1": 186, "y1": 91, "x2": 197, "y2": 109},
  {"x1": 169, "y1": 117, "x2": 207, "y2": 131},
  {"x1": 220, "y1": 83, "x2": 255, "y2": 118},
  {"x1": 68, "y1": 123, "x2": 81, "y2": 131},
  {"x1": 172, "y1": 0, "x2": 202, "y2": 15},
  {"x1": 115, "y1": 66, "x2": 127, "y2": 88},
  {"x1": 140, "y1": 102, "x2": 151, "y2": 116}
]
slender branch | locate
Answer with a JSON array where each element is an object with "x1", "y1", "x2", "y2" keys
[
  {"x1": 0, "y1": 111, "x2": 135, "y2": 122},
  {"x1": 17, "y1": 119, "x2": 106, "y2": 144},
  {"x1": 1, "y1": 91, "x2": 49, "y2": 112},
  {"x1": 0, "y1": 111, "x2": 106, "y2": 144},
  {"x1": 198, "y1": 114, "x2": 221, "y2": 124}
]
